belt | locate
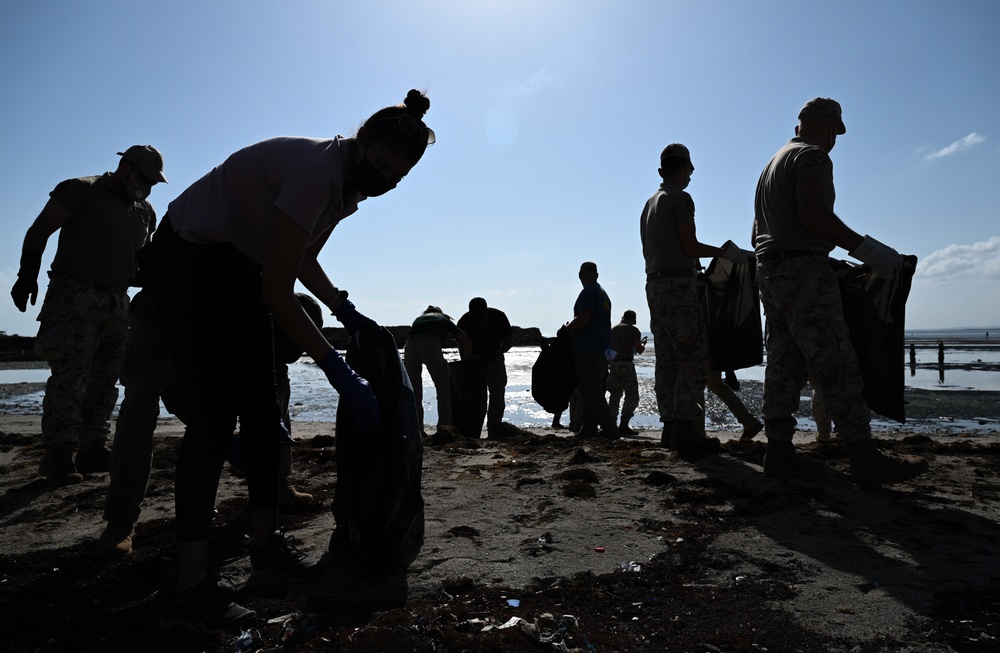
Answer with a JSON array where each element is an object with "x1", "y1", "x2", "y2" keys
[
  {"x1": 646, "y1": 268, "x2": 697, "y2": 281},
  {"x1": 49, "y1": 271, "x2": 128, "y2": 294},
  {"x1": 756, "y1": 249, "x2": 828, "y2": 263},
  {"x1": 406, "y1": 334, "x2": 440, "y2": 341}
]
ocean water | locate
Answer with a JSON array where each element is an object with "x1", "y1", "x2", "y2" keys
[{"x1": 3, "y1": 330, "x2": 998, "y2": 434}]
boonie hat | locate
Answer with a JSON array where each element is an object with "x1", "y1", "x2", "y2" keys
[
  {"x1": 660, "y1": 143, "x2": 694, "y2": 171},
  {"x1": 798, "y1": 98, "x2": 846, "y2": 134},
  {"x1": 117, "y1": 145, "x2": 168, "y2": 183}
]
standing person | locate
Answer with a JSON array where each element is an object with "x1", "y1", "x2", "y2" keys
[
  {"x1": 142, "y1": 90, "x2": 435, "y2": 633},
  {"x1": 640, "y1": 143, "x2": 747, "y2": 455},
  {"x1": 752, "y1": 97, "x2": 927, "y2": 483},
  {"x1": 93, "y1": 291, "x2": 321, "y2": 561},
  {"x1": 607, "y1": 310, "x2": 647, "y2": 435},
  {"x1": 10, "y1": 146, "x2": 166, "y2": 484},
  {"x1": 457, "y1": 297, "x2": 514, "y2": 435},
  {"x1": 563, "y1": 262, "x2": 617, "y2": 439},
  {"x1": 403, "y1": 305, "x2": 472, "y2": 432}
]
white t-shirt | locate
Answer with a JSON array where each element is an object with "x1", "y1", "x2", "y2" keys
[{"x1": 167, "y1": 136, "x2": 362, "y2": 264}]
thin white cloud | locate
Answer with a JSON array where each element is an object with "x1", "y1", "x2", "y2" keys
[
  {"x1": 495, "y1": 68, "x2": 557, "y2": 101},
  {"x1": 924, "y1": 132, "x2": 986, "y2": 160},
  {"x1": 916, "y1": 236, "x2": 1000, "y2": 282}
]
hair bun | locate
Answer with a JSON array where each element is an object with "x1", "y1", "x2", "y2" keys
[{"x1": 403, "y1": 89, "x2": 430, "y2": 119}]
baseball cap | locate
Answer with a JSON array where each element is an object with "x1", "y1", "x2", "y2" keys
[
  {"x1": 798, "y1": 98, "x2": 846, "y2": 134},
  {"x1": 660, "y1": 143, "x2": 694, "y2": 171},
  {"x1": 117, "y1": 145, "x2": 168, "y2": 183}
]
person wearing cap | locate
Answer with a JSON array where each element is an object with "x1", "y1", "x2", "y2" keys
[
  {"x1": 607, "y1": 310, "x2": 647, "y2": 435},
  {"x1": 563, "y1": 262, "x2": 618, "y2": 439},
  {"x1": 752, "y1": 97, "x2": 927, "y2": 483},
  {"x1": 139, "y1": 90, "x2": 435, "y2": 634},
  {"x1": 403, "y1": 305, "x2": 472, "y2": 432},
  {"x1": 640, "y1": 143, "x2": 749, "y2": 455},
  {"x1": 10, "y1": 145, "x2": 166, "y2": 485},
  {"x1": 457, "y1": 297, "x2": 514, "y2": 435}
]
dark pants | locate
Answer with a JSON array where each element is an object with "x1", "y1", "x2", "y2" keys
[
  {"x1": 146, "y1": 219, "x2": 282, "y2": 542},
  {"x1": 574, "y1": 354, "x2": 615, "y2": 433}
]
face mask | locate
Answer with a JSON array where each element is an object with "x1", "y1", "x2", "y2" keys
[
  {"x1": 124, "y1": 167, "x2": 152, "y2": 201},
  {"x1": 352, "y1": 145, "x2": 397, "y2": 197}
]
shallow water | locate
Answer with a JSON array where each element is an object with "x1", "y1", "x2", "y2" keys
[{"x1": 3, "y1": 344, "x2": 998, "y2": 434}]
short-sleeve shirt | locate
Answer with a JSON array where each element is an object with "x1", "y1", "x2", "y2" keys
[
  {"x1": 48, "y1": 173, "x2": 156, "y2": 287},
  {"x1": 611, "y1": 321, "x2": 641, "y2": 361},
  {"x1": 458, "y1": 308, "x2": 512, "y2": 359},
  {"x1": 640, "y1": 182, "x2": 699, "y2": 274},
  {"x1": 167, "y1": 136, "x2": 362, "y2": 264},
  {"x1": 753, "y1": 137, "x2": 836, "y2": 255},
  {"x1": 408, "y1": 312, "x2": 461, "y2": 340},
  {"x1": 572, "y1": 282, "x2": 612, "y2": 357}
]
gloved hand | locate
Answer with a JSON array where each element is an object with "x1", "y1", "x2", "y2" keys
[
  {"x1": 721, "y1": 240, "x2": 752, "y2": 265},
  {"x1": 332, "y1": 299, "x2": 378, "y2": 333},
  {"x1": 318, "y1": 348, "x2": 380, "y2": 429},
  {"x1": 849, "y1": 234, "x2": 905, "y2": 279},
  {"x1": 10, "y1": 249, "x2": 42, "y2": 312}
]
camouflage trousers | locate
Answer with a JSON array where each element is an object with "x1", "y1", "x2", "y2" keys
[
  {"x1": 645, "y1": 277, "x2": 708, "y2": 422},
  {"x1": 756, "y1": 257, "x2": 870, "y2": 442},
  {"x1": 607, "y1": 360, "x2": 638, "y2": 421},
  {"x1": 34, "y1": 275, "x2": 129, "y2": 449}
]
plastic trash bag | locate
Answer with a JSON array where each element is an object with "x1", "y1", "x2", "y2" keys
[
  {"x1": 831, "y1": 255, "x2": 917, "y2": 423},
  {"x1": 701, "y1": 256, "x2": 764, "y2": 371},
  {"x1": 329, "y1": 322, "x2": 424, "y2": 576}
]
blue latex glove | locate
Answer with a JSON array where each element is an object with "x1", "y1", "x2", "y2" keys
[
  {"x1": 318, "y1": 348, "x2": 380, "y2": 429},
  {"x1": 332, "y1": 299, "x2": 377, "y2": 332}
]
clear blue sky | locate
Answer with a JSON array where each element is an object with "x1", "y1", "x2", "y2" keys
[{"x1": 2, "y1": 0, "x2": 998, "y2": 338}]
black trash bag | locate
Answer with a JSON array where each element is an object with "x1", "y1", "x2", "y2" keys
[
  {"x1": 531, "y1": 327, "x2": 576, "y2": 414},
  {"x1": 329, "y1": 322, "x2": 424, "y2": 577},
  {"x1": 831, "y1": 255, "x2": 917, "y2": 423},
  {"x1": 448, "y1": 359, "x2": 489, "y2": 439},
  {"x1": 701, "y1": 256, "x2": 764, "y2": 372}
]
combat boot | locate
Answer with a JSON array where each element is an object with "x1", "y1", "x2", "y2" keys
[
  {"x1": 739, "y1": 418, "x2": 764, "y2": 441},
  {"x1": 94, "y1": 521, "x2": 136, "y2": 561},
  {"x1": 76, "y1": 439, "x2": 112, "y2": 474},
  {"x1": 659, "y1": 421, "x2": 674, "y2": 448},
  {"x1": 39, "y1": 446, "x2": 83, "y2": 485},
  {"x1": 618, "y1": 417, "x2": 638, "y2": 436},
  {"x1": 281, "y1": 484, "x2": 315, "y2": 508},
  {"x1": 848, "y1": 439, "x2": 928, "y2": 485},
  {"x1": 670, "y1": 419, "x2": 721, "y2": 456},
  {"x1": 763, "y1": 440, "x2": 829, "y2": 479}
]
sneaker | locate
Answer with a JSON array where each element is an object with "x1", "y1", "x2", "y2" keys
[
  {"x1": 76, "y1": 441, "x2": 112, "y2": 474},
  {"x1": 849, "y1": 439, "x2": 928, "y2": 485},
  {"x1": 159, "y1": 576, "x2": 256, "y2": 633},
  {"x1": 249, "y1": 531, "x2": 322, "y2": 585},
  {"x1": 763, "y1": 441, "x2": 829, "y2": 479},
  {"x1": 670, "y1": 420, "x2": 722, "y2": 456},
  {"x1": 739, "y1": 419, "x2": 764, "y2": 441},
  {"x1": 39, "y1": 447, "x2": 83, "y2": 485},
  {"x1": 94, "y1": 522, "x2": 136, "y2": 561}
]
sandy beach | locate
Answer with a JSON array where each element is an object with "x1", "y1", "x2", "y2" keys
[{"x1": 2, "y1": 397, "x2": 999, "y2": 652}]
